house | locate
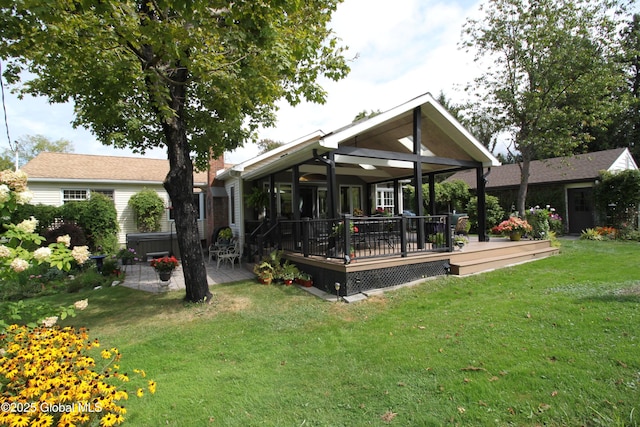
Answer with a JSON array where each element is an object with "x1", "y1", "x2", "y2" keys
[
  {"x1": 446, "y1": 148, "x2": 638, "y2": 233},
  {"x1": 21, "y1": 152, "x2": 229, "y2": 248}
]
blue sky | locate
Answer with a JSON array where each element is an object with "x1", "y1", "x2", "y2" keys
[{"x1": 1, "y1": 0, "x2": 483, "y2": 165}]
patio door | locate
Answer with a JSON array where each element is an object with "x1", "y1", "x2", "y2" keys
[{"x1": 299, "y1": 187, "x2": 328, "y2": 219}]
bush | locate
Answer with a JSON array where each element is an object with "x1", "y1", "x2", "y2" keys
[
  {"x1": 128, "y1": 189, "x2": 165, "y2": 232},
  {"x1": 58, "y1": 194, "x2": 119, "y2": 251},
  {"x1": 43, "y1": 221, "x2": 87, "y2": 248},
  {"x1": 466, "y1": 195, "x2": 504, "y2": 233},
  {"x1": 525, "y1": 208, "x2": 551, "y2": 239},
  {"x1": 66, "y1": 268, "x2": 110, "y2": 293},
  {"x1": 10, "y1": 203, "x2": 60, "y2": 234}
]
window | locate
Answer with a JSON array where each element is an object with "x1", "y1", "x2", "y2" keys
[
  {"x1": 263, "y1": 183, "x2": 293, "y2": 218},
  {"x1": 339, "y1": 185, "x2": 362, "y2": 215},
  {"x1": 62, "y1": 189, "x2": 114, "y2": 204},
  {"x1": 63, "y1": 189, "x2": 88, "y2": 203},
  {"x1": 91, "y1": 189, "x2": 114, "y2": 200},
  {"x1": 376, "y1": 187, "x2": 395, "y2": 212}
]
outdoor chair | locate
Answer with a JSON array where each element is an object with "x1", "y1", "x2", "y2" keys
[
  {"x1": 454, "y1": 216, "x2": 469, "y2": 236},
  {"x1": 216, "y1": 239, "x2": 242, "y2": 270}
]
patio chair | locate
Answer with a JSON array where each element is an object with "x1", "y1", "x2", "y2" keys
[
  {"x1": 454, "y1": 216, "x2": 469, "y2": 236},
  {"x1": 216, "y1": 239, "x2": 242, "y2": 270}
]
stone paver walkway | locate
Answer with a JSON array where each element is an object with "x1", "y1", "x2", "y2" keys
[{"x1": 121, "y1": 261, "x2": 255, "y2": 293}]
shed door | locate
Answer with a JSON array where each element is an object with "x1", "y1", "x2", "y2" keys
[{"x1": 567, "y1": 188, "x2": 594, "y2": 234}]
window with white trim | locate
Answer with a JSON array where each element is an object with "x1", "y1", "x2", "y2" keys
[
  {"x1": 376, "y1": 187, "x2": 395, "y2": 212},
  {"x1": 62, "y1": 189, "x2": 114, "y2": 203},
  {"x1": 63, "y1": 189, "x2": 88, "y2": 202}
]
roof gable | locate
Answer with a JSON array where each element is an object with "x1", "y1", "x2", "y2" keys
[
  {"x1": 22, "y1": 152, "x2": 208, "y2": 185},
  {"x1": 221, "y1": 93, "x2": 501, "y2": 182}
]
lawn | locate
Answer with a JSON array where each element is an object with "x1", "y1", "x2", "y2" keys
[{"x1": 18, "y1": 240, "x2": 640, "y2": 426}]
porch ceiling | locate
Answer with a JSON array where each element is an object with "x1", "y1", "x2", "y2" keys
[{"x1": 222, "y1": 93, "x2": 500, "y2": 182}]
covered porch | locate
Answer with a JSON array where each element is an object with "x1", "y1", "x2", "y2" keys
[{"x1": 218, "y1": 93, "x2": 541, "y2": 293}]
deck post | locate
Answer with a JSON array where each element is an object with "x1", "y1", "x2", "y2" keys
[
  {"x1": 302, "y1": 217, "x2": 310, "y2": 257},
  {"x1": 400, "y1": 215, "x2": 407, "y2": 257},
  {"x1": 413, "y1": 106, "x2": 425, "y2": 249},
  {"x1": 476, "y1": 167, "x2": 488, "y2": 242}
]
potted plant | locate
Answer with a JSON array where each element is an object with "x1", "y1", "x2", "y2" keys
[
  {"x1": 453, "y1": 235, "x2": 468, "y2": 250},
  {"x1": 246, "y1": 186, "x2": 269, "y2": 219},
  {"x1": 150, "y1": 255, "x2": 179, "y2": 281},
  {"x1": 495, "y1": 216, "x2": 533, "y2": 241},
  {"x1": 429, "y1": 232, "x2": 446, "y2": 248},
  {"x1": 280, "y1": 261, "x2": 300, "y2": 285},
  {"x1": 296, "y1": 272, "x2": 313, "y2": 287},
  {"x1": 217, "y1": 227, "x2": 233, "y2": 243},
  {"x1": 253, "y1": 261, "x2": 275, "y2": 284},
  {"x1": 117, "y1": 247, "x2": 139, "y2": 265}
]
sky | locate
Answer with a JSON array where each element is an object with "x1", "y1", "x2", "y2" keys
[{"x1": 1, "y1": 0, "x2": 484, "y2": 166}]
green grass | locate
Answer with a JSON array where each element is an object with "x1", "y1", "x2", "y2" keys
[{"x1": 14, "y1": 240, "x2": 640, "y2": 426}]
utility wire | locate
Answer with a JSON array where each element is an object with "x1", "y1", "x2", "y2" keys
[{"x1": 0, "y1": 59, "x2": 15, "y2": 152}]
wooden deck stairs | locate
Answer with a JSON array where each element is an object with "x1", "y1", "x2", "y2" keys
[{"x1": 449, "y1": 239, "x2": 559, "y2": 276}]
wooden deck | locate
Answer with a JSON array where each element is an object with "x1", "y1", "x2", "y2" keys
[{"x1": 284, "y1": 238, "x2": 559, "y2": 296}]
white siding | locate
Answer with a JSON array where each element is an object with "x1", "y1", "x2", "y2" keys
[
  {"x1": 226, "y1": 179, "x2": 242, "y2": 245},
  {"x1": 27, "y1": 183, "x2": 64, "y2": 206},
  {"x1": 26, "y1": 181, "x2": 205, "y2": 245},
  {"x1": 609, "y1": 149, "x2": 639, "y2": 173}
]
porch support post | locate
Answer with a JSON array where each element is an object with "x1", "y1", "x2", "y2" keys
[
  {"x1": 428, "y1": 174, "x2": 436, "y2": 215},
  {"x1": 269, "y1": 174, "x2": 277, "y2": 227},
  {"x1": 292, "y1": 165, "x2": 301, "y2": 248},
  {"x1": 393, "y1": 179, "x2": 400, "y2": 216},
  {"x1": 476, "y1": 166, "x2": 488, "y2": 242},
  {"x1": 327, "y1": 152, "x2": 338, "y2": 220},
  {"x1": 365, "y1": 182, "x2": 372, "y2": 214},
  {"x1": 413, "y1": 106, "x2": 425, "y2": 248}
]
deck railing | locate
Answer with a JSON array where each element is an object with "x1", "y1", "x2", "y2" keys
[{"x1": 248, "y1": 215, "x2": 452, "y2": 262}]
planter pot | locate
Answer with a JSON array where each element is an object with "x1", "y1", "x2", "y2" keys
[
  {"x1": 258, "y1": 277, "x2": 272, "y2": 285},
  {"x1": 296, "y1": 279, "x2": 313, "y2": 287},
  {"x1": 284, "y1": 279, "x2": 293, "y2": 286},
  {"x1": 509, "y1": 232, "x2": 522, "y2": 241},
  {"x1": 158, "y1": 270, "x2": 172, "y2": 281}
]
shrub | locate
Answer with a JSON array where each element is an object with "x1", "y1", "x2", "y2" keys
[
  {"x1": 580, "y1": 228, "x2": 603, "y2": 240},
  {"x1": 128, "y1": 189, "x2": 165, "y2": 232},
  {"x1": 10, "y1": 203, "x2": 60, "y2": 234},
  {"x1": 43, "y1": 221, "x2": 87, "y2": 248},
  {"x1": 466, "y1": 195, "x2": 504, "y2": 233},
  {"x1": 58, "y1": 194, "x2": 118, "y2": 251},
  {"x1": 594, "y1": 169, "x2": 640, "y2": 229}
]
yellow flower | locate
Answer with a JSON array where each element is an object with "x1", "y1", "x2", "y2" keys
[
  {"x1": 136, "y1": 388, "x2": 144, "y2": 398},
  {"x1": 101, "y1": 349, "x2": 112, "y2": 359},
  {"x1": 99, "y1": 413, "x2": 119, "y2": 427},
  {"x1": 9, "y1": 414, "x2": 31, "y2": 427},
  {"x1": 30, "y1": 413, "x2": 53, "y2": 427},
  {"x1": 148, "y1": 380, "x2": 157, "y2": 394}
]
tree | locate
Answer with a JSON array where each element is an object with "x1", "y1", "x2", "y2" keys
[
  {"x1": 0, "y1": 1, "x2": 349, "y2": 302},
  {"x1": 1, "y1": 135, "x2": 74, "y2": 169},
  {"x1": 589, "y1": 14, "x2": 640, "y2": 160},
  {"x1": 461, "y1": 0, "x2": 626, "y2": 216},
  {"x1": 352, "y1": 109, "x2": 381, "y2": 122},
  {"x1": 257, "y1": 139, "x2": 283, "y2": 155}
]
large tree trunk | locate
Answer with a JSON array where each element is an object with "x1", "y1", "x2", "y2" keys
[
  {"x1": 163, "y1": 131, "x2": 211, "y2": 303},
  {"x1": 157, "y1": 70, "x2": 211, "y2": 302},
  {"x1": 516, "y1": 157, "x2": 531, "y2": 217}
]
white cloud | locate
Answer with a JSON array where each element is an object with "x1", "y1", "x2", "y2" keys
[{"x1": 1, "y1": 0, "x2": 484, "y2": 165}]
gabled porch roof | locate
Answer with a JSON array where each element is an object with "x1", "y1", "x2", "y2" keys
[{"x1": 219, "y1": 93, "x2": 500, "y2": 182}]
